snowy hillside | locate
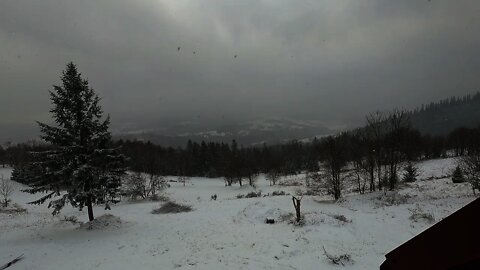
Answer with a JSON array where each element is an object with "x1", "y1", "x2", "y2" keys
[{"x1": 0, "y1": 158, "x2": 476, "y2": 270}]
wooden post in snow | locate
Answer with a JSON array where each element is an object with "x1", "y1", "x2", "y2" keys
[{"x1": 292, "y1": 196, "x2": 302, "y2": 223}]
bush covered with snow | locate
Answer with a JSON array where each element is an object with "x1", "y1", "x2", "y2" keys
[{"x1": 151, "y1": 201, "x2": 193, "y2": 214}]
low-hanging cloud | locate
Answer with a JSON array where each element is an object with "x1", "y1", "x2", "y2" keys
[{"x1": 1, "y1": 0, "x2": 479, "y2": 141}]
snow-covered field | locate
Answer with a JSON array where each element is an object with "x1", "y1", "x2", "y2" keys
[{"x1": 0, "y1": 157, "x2": 477, "y2": 270}]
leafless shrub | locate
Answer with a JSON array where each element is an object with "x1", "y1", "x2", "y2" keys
[
  {"x1": 305, "y1": 171, "x2": 320, "y2": 187},
  {"x1": 79, "y1": 214, "x2": 123, "y2": 230},
  {"x1": 279, "y1": 180, "x2": 302, "y2": 186},
  {"x1": 294, "y1": 189, "x2": 304, "y2": 196},
  {"x1": 332, "y1": 214, "x2": 351, "y2": 223},
  {"x1": 63, "y1": 215, "x2": 79, "y2": 224},
  {"x1": 0, "y1": 175, "x2": 14, "y2": 208},
  {"x1": 409, "y1": 206, "x2": 435, "y2": 223},
  {"x1": 245, "y1": 191, "x2": 262, "y2": 198},
  {"x1": 266, "y1": 170, "x2": 281, "y2": 186},
  {"x1": 323, "y1": 246, "x2": 353, "y2": 266},
  {"x1": 151, "y1": 201, "x2": 192, "y2": 214},
  {"x1": 278, "y1": 212, "x2": 295, "y2": 223},
  {"x1": 148, "y1": 175, "x2": 169, "y2": 197},
  {"x1": 378, "y1": 192, "x2": 409, "y2": 206},
  {"x1": 125, "y1": 173, "x2": 168, "y2": 201},
  {"x1": 459, "y1": 154, "x2": 480, "y2": 195},
  {"x1": 236, "y1": 191, "x2": 264, "y2": 199},
  {"x1": 125, "y1": 173, "x2": 148, "y2": 200},
  {"x1": 271, "y1": 190, "x2": 287, "y2": 196},
  {"x1": 178, "y1": 175, "x2": 190, "y2": 187},
  {"x1": 291, "y1": 218, "x2": 306, "y2": 226},
  {"x1": 303, "y1": 189, "x2": 319, "y2": 196},
  {"x1": 149, "y1": 194, "x2": 169, "y2": 202}
]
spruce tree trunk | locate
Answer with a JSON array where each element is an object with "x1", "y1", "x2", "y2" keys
[{"x1": 87, "y1": 196, "x2": 94, "y2": 221}]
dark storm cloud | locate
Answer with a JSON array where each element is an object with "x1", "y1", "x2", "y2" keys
[{"x1": 1, "y1": 0, "x2": 479, "y2": 141}]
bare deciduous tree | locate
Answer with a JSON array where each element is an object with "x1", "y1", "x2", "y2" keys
[
  {"x1": 384, "y1": 109, "x2": 410, "y2": 190},
  {"x1": 366, "y1": 111, "x2": 387, "y2": 190},
  {"x1": 125, "y1": 173, "x2": 148, "y2": 200},
  {"x1": 125, "y1": 173, "x2": 167, "y2": 200},
  {"x1": 266, "y1": 169, "x2": 281, "y2": 186},
  {"x1": 352, "y1": 160, "x2": 369, "y2": 194},
  {"x1": 322, "y1": 135, "x2": 347, "y2": 200},
  {"x1": 149, "y1": 175, "x2": 168, "y2": 197},
  {"x1": 0, "y1": 175, "x2": 13, "y2": 207},
  {"x1": 305, "y1": 170, "x2": 321, "y2": 188},
  {"x1": 178, "y1": 175, "x2": 190, "y2": 187}
]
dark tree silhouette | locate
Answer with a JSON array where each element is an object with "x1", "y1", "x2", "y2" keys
[{"x1": 24, "y1": 63, "x2": 126, "y2": 221}]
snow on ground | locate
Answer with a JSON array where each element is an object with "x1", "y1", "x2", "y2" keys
[
  {"x1": 415, "y1": 157, "x2": 459, "y2": 180},
  {"x1": 0, "y1": 157, "x2": 477, "y2": 270}
]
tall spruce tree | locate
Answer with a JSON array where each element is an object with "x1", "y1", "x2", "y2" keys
[{"x1": 24, "y1": 63, "x2": 126, "y2": 221}]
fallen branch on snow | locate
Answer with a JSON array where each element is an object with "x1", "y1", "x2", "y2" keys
[{"x1": 0, "y1": 254, "x2": 24, "y2": 270}]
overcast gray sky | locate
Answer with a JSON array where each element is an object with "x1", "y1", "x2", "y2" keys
[{"x1": 1, "y1": 0, "x2": 479, "y2": 141}]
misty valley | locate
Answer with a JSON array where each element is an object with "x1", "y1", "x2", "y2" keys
[{"x1": 1, "y1": 1, "x2": 480, "y2": 270}]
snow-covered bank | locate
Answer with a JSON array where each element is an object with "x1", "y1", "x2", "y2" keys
[{"x1": 0, "y1": 158, "x2": 476, "y2": 270}]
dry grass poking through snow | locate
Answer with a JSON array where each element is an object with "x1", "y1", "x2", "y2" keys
[
  {"x1": 151, "y1": 201, "x2": 193, "y2": 214},
  {"x1": 79, "y1": 214, "x2": 124, "y2": 230},
  {"x1": 408, "y1": 205, "x2": 435, "y2": 223},
  {"x1": 0, "y1": 203, "x2": 27, "y2": 214},
  {"x1": 271, "y1": 190, "x2": 287, "y2": 196},
  {"x1": 322, "y1": 246, "x2": 353, "y2": 266},
  {"x1": 332, "y1": 214, "x2": 351, "y2": 223}
]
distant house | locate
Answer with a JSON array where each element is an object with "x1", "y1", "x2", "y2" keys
[{"x1": 380, "y1": 198, "x2": 480, "y2": 270}]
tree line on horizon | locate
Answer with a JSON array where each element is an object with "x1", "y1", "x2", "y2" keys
[
  {"x1": 3, "y1": 63, "x2": 480, "y2": 221},
  {"x1": 3, "y1": 91, "x2": 479, "y2": 173},
  {"x1": 115, "y1": 110, "x2": 480, "y2": 196},
  {"x1": 3, "y1": 91, "x2": 479, "y2": 172},
  {"x1": 5, "y1": 111, "x2": 479, "y2": 184}
]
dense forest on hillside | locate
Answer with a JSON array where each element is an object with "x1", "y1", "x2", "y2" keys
[
  {"x1": 5, "y1": 110, "x2": 480, "y2": 192},
  {"x1": 4, "y1": 93, "x2": 480, "y2": 197},
  {"x1": 409, "y1": 92, "x2": 480, "y2": 135}
]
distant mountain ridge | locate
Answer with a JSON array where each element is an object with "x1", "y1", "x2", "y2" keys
[
  {"x1": 409, "y1": 92, "x2": 480, "y2": 135},
  {"x1": 115, "y1": 118, "x2": 332, "y2": 147},
  {"x1": 115, "y1": 92, "x2": 480, "y2": 146}
]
